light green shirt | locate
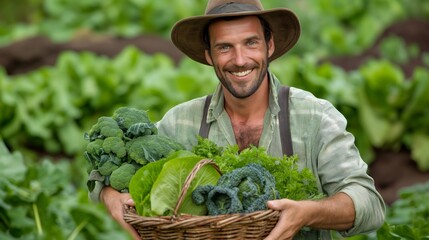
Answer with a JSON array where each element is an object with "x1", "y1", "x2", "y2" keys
[{"x1": 156, "y1": 72, "x2": 385, "y2": 238}]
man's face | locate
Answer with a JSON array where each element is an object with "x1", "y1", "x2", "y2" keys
[{"x1": 205, "y1": 16, "x2": 274, "y2": 99}]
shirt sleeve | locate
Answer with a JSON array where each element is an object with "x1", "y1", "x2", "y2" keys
[
  {"x1": 316, "y1": 102, "x2": 386, "y2": 235},
  {"x1": 339, "y1": 185, "x2": 386, "y2": 236}
]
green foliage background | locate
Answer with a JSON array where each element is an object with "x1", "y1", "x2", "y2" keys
[{"x1": 1, "y1": 0, "x2": 429, "y2": 239}]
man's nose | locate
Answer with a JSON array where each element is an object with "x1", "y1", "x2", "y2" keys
[{"x1": 232, "y1": 47, "x2": 246, "y2": 66}]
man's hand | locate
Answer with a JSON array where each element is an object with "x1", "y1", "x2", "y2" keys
[
  {"x1": 264, "y1": 193, "x2": 355, "y2": 240},
  {"x1": 100, "y1": 186, "x2": 140, "y2": 240},
  {"x1": 264, "y1": 198, "x2": 307, "y2": 240}
]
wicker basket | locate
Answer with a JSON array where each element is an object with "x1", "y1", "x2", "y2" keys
[{"x1": 123, "y1": 159, "x2": 281, "y2": 239}]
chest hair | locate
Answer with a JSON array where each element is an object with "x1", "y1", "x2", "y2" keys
[{"x1": 232, "y1": 122, "x2": 263, "y2": 151}]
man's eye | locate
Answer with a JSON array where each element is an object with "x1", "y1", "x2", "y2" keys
[
  {"x1": 219, "y1": 45, "x2": 230, "y2": 52},
  {"x1": 248, "y1": 40, "x2": 257, "y2": 46}
]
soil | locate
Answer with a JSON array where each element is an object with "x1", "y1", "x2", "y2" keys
[
  {"x1": 0, "y1": 34, "x2": 184, "y2": 75},
  {"x1": 1, "y1": 19, "x2": 429, "y2": 205}
]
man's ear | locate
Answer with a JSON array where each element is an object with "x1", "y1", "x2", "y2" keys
[
  {"x1": 205, "y1": 50, "x2": 213, "y2": 65},
  {"x1": 268, "y1": 35, "x2": 275, "y2": 58}
]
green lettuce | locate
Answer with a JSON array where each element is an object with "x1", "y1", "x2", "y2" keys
[
  {"x1": 150, "y1": 156, "x2": 221, "y2": 216},
  {"x1": 129, "y1": 151, "x2": 220, "y2": 216},
  {"x1": 129, "y1": 157, "x2": 169, "y2": 216}
]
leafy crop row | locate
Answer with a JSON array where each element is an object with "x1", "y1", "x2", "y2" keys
[
  {"x1": 0, "y1": 47, "x2": 217, "y2": 157},
  {"x1": 270, "y1": 52, "x2": 429, "y2": 170},
  {"x1": 1, "y1": 0, "x2": 428, "y2": 58},
  {"x1": 1, "y1": 46, "x2": 429, "y2": 169},
  {"x1": 0, "y1": 139, "x2": 132, "y2": 239}
]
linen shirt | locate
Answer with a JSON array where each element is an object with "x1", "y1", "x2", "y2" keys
[{"x1": 156, "y1": 72, "x2": 385, "y2": 238}]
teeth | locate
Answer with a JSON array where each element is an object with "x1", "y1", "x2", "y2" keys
[{"x1": 231, "y1": 70, "x2": 251, "y2": 77}]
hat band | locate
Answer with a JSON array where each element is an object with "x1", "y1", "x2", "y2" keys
[{"x1": 207, "y1": 2, "x2": 261, "y2": 15}]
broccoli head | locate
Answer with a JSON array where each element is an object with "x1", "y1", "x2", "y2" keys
[
  {"x1": 86, "y1": 139, "x2": 104, "y2": 156},
  {"x1": 85, "y1": 116, "x2": 123, "y2": 141},
  {"x1": 98, "y1": 159, "x2": 120, "y2": 176},
  {"x1": 84, "y1": 139, "x2": 104, "y2": 169},
  {"x1": 109, "y1": 163, "x2": 139, "y2": 192},
  {"x1": 102, "y1": 136, "x2": 127, "y2": 158},
  {"x1": 112, "y1": 107, "x2": 151, "y2": 130},
  {"x1": 125, "y1": 122, "x2": 158, "y2": 138},
  {"x1": 84, "y1": 106, "x2": 187, "y2": 195},
  {"x1": 126, "y1": 135, "x2": 185, "y2": 165}
]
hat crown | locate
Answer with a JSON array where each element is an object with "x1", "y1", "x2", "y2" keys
[
  {"x1": 171, "y1": 0, "x2": 300, "y2": 65},
  {"x1": 205, "y1": 0, "x2": 264, "y2": 15}
]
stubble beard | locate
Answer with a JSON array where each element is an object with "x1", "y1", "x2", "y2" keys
[{"x1": 214, "y1": 58, "x2": 269, "y2": 99}]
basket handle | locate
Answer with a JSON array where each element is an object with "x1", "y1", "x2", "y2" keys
[{"x1": 172, "y1": 158, "x2": 221, "y2": 217}]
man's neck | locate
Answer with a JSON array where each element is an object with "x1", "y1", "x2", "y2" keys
[
  {"x1": 223, "y1": 78, "x2": 270, "y2": 150},
  {"x1": 223, "y1": 78, "x2": 269, "y2": 123}
]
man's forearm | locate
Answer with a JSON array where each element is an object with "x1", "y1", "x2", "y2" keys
[{"x1": 305, "y1": 192, "x2": 355, "y2": 230}]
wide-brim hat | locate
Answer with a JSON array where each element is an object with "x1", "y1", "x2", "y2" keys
[{"x1": 171, "y1": 0, "x2": 300, "y2": 65}]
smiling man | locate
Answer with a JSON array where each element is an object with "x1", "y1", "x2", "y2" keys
[
  {"x1": 94, "y1": 1, "x2": 386, "y2": 239},
  {"x1": 206, "y1": 16, "x2": 272, "y2": 99},
  {"x1": 205, "y1": 16, "x2": 273, "y2": 150}
]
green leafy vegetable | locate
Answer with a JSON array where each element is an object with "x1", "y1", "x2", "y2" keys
[
  {"x1": 129, "y1": 150, "x2": 195, "y2": 215},
  {"x1": 98, "y1": 159, "x2": 120, "y2": 176},
  {"x1": 195, "y1": 186, "x2": 242, "y2": 216},
  {"x1": 150, "y1": 156, "x2": 221, "y2": 216},
  {"x1": 109, "y1": 163, "x2": 138, "y2": 191},
  {"x1": 112, "y1": 107, "x2": 155, "y2": 133},
  {"x1": 0, "y1": 138, "x2": 129, "y2": 239},
  {"x1": 213, "y1": 145, "x2": 321, "y2": 200},
  {"x1": 193, "y1": 163, "x2": 280, "y2": 215},
  {"x1": 86, "y1": 116, "x2": 123, "y2": 141},
  {"x1": 369, "y1": 181, "x2": 429, "y2": 239},
  {"x1": 84, "y1": 106, "x2": 185, "y2": 193},
  {"x1": 102, "y1": 136, "x2": 127, "y2": 158},
  {"x1": 192, "y1": 135, "x2": 223, "y2": 159},
  {"x1": 126, "y1": 135, "x2": 185, "y2": 165}
]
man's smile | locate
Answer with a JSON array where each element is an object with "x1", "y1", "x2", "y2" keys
[{"x1": 230, "y1": 69, "x2": 253, "y2": 77}]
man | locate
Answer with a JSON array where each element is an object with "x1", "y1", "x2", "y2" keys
[{"x1": 97, "y1": 0, "x2": 386, "y2": 239}]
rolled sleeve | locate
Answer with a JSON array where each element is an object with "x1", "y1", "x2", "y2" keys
[
  {"x1": 340, "y1": 184, "x2": 386, "y2": 236},
  {"x1": 314, "y1": 101, "x2": 386, "y2": 235}
]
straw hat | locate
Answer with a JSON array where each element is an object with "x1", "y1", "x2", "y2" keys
[{"x1": 171, "y1": 0, "x2": 300, "y2": 65}]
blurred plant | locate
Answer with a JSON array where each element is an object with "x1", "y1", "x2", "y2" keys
[
  {"x1": 0, "y1": 47, "x2": 217, "y2": 157},
  {"x1": 1, "y1": 0, "x2": 428, "y2": 58},
  {"x1": 336, "y1": 181, "x2": 429, "y2": 239},
  {"x1": 0, "y1": 138, "x2": 132, "y2": 239}
]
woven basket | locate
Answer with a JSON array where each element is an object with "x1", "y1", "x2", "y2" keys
[{"x1": 123, "y1": 159, "x2": 281, "y2": 239}]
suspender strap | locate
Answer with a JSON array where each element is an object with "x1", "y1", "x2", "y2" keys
[
  {"x1": 199, "y1": 94, "x2": 212, "y2": 138},
  {"x1": 278, "y1": 86, "x2": 293, "y2": 156},
  {"x1": 199, "y1": 86, "x2": 293, "y2": 156}
]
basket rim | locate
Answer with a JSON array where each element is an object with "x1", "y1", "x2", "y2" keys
[{"x1": 124, "y1": 205, "x2": 280, "y2": 229}]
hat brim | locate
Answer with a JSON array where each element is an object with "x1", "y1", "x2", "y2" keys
[{"x1": 171, "y1": 8, "x2": 300, "y2": 65}]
